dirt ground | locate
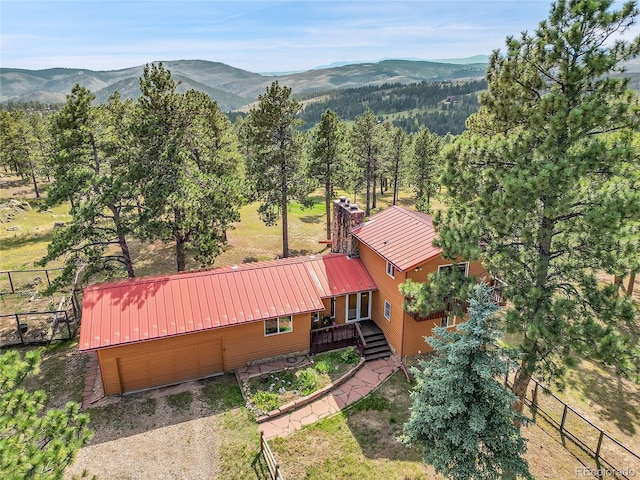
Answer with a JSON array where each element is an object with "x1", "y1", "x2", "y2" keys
[{"x1": 65, "y1": 380, "x2": 225, "y2": 480}]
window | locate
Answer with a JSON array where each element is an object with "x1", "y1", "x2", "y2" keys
[
  {"x1": 438, "y1": 261, "x2": 469, "y2": 276},
  {"x1": 386, "y1": 261, "x2": 395, "y2": 278},
  {"x1": 441, "y1": 312, "x2": 460, "y2": 328},
  {"x1": 265, "y1": 316, "x2": 293, "y2": 336},
  {"x1": 330, "y1": 297, "x2": 336, "y2": 319},
  {"x1": 384, "y1": 300, "x2": 391, "y2": 321},
  {"x1": 311, "y1": 311, "x2": 320, "y2": 323},
  {"x1": 346, "y1": 291, "x2": 372, "y2": 322}
]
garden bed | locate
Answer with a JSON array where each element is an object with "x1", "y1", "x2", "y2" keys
[{"x1": 242, "y1": 347, "x2": 361, "y2": 418}]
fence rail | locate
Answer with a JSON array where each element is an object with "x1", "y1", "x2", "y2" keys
[
  {"x1": 0, "y1": 268, "x2": 64, "y2": 295},
  {"x1": 509, "y1": 375, "x2": 639, "y2": 479},
  {"x1": 260, "y1": 431, "x2": 284, "y2": 480}
]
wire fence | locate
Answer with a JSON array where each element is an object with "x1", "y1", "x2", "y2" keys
[
  {"x1": 508, "y1": 375, "x2": 639, "y2": 479},
  {"x1": 0, "y1": 268, "x2": 63, "y2": 295},
  {"x1": 0, "y1": 267, "x2": 83, "y2": 348}
]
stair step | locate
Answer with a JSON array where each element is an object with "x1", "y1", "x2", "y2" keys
[
  {"x1": 363, "y1": 333, "x2": 386, "y2": 342},
  {"x1": 364, "y1": 339, "x2": 388, "y2": 348},
  {"x1": 364, "y1": 345, "x2": 392, "y2": 356},
  {"x1": 365, "y1": 351, "x2": 392, "y2": 361}
]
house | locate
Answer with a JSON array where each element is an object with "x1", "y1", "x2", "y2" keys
[{"x1": 79, "y1": 197, "x2": 488, "y2": 395}]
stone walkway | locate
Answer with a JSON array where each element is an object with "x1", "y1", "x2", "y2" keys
[{"x1": 259, "y1": 355, "x2": 402, "y2": 439}]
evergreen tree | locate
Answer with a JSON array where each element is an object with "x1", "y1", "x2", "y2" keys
[
  {"x1": 134, "y1": 64, "x2": 244, "y2": 271},
  {"x1": 399, "y1": 284, "x2": 531, "y2": 480},
  {"x1": 307, "y1": 109, "x2": 347, "y2": 239},
  {"x1": 411, "y1": 127, "x2": 442, "y2": 212},
  {"x1": 431, "y1": 0, "x2": 640, "y2": 409},
  {"x1": 384, "y1": 126, "x2": 407, "y2": 205},
  {"x1": 0, "y1": 350, "x2": 93, "y2": 479},
  {"x1": 42, "y1": 86, "x2": 138, "y2": 284},
  {"x1": 349, "y1": 110, "x2": 385, "y2": 214},
  {"x1": 243, "y1": 81, "x2": 313, "y2": 258},
  {"x1": 0, "y1": 110, "x2": 45, "y2": 197}
]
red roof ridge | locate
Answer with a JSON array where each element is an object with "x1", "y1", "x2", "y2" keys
[
  {"x1": 84, "y1": 253, "x2": 353, "y2": 292},
  {"x1": 351, "y1": 205, "x2": 442, "y2": 271}
]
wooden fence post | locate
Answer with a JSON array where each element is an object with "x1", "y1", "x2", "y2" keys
[
  {"x1": 560, "y1": 404, "x2": 568, "y2": 434},
  {"x1": 595, "y1": 430, "x2": 604, "y2": 464},
  {"x1": 14, "y1": 313, "x2": 24, "y2": 344},
  {"x1": 45, "y1": 270, "x2": 51, "y2": 288},
  {"x1": 8, "y1": 272, "x2": 14, "y2": 294}
]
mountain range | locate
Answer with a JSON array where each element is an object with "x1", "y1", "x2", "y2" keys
[{"x1": 0, "y1": 59, "x2": 490, "y2": 111}]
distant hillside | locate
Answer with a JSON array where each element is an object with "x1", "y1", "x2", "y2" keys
[
  {"x1": 0, "y1": 59, "x2": 487, "y2": 110},
  {"x1": 294, "y1": 79, "x2": 487, "y2": 135}
]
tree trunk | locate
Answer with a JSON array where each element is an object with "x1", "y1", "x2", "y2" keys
[
  {"x1": 30, "y1": 168, "x2": 40, "y2": 199},
  {"x1": 176, "y1": 237, "x2": 186, "y2": 272},
  {"x1": 325, "y1": 179, "x2": 331, "y2": 240},
  {"x1": 627, "y1": 272, "x2": 636, "y2": 296},
  {"x1": 281, "y1": 155, "x2": 289, "y2": 258},
  {"x1": 111, "y1": 206, "x2": 135, "y2": 278},
  {"x1": 512, "y1": 361, "x2": 532, "y2": 422},
  {"x1": 372, "y1": 173, "x2": 377, "y2": 209},
  {"x1": 365, "y1": 164, "x2": 371, "y2": 215}
]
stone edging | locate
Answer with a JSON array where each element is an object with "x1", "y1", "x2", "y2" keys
[{"x1": 255, "y1": 357, "x2": 366, "y2": 424}]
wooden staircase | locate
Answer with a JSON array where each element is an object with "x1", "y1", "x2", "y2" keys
[{"x1": 358, "y1": 320, "x2": 392, "y2": 361}]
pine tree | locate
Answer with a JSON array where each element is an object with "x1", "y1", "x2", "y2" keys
[
  {"x1": 42, "y1": 86, "x2": 138, "y2": 284},
  {"x1": 410, "y1": 127, "x2": 442, "y2": 212},
  {"x1": 349, "y1": 110, "x2": 385, "y2": 214},
  {"x1": 134, "y1": 64, "x2": 244, "y2": 270},
  {"x1": 0, "y1": 350, "x2": 93, "y2": 479},
  {"x1": 399, "y1": 284, "x2": 531, "y2": 480},
  {"x1": 432, "y1": 0, "x2": 640, "y2": 408},
  {"x1": 307, "y1": 109, "x2": 347, "y2": 239},
  {"x1": 243, "y1": 81, "x2": 313, "y2": 258}
]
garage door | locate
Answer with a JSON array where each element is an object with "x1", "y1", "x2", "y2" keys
[{"x1": 116, "y1": 339, "x2": 223, "y2": 393}]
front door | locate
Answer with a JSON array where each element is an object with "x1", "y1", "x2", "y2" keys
[{"x1": 346, "y1": 291, "x2": 371, "y2": 322}]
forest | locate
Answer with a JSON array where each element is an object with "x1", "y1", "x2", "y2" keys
[{"x1": 1, "y1": 2, "x2": 640, "y2": 479}]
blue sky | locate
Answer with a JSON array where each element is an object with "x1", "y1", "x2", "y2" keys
[{"x1": 0, "y1": 1, "x2": 610, "y2": 72}]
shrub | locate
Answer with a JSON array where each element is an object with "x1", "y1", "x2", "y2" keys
[
  {"x1": 251, "y1": 391, "x2": 279, "y2": 413},
  {"x1": 297, "y1": 368, "x2": 319, "y2": 395},
  {"x1": 314, "y1": 360, "x2": 332, "y2": 374},
  {"x1": 340, "y1": 346, "x2": 359, "y2": 364}
]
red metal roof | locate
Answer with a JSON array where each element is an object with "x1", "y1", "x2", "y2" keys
[
  {"x1": 79, "y1": 254, "x2": 376, "y2": 351},
  {"x1": 351, "y1": 206, "x2": 442, "y2": 272}
]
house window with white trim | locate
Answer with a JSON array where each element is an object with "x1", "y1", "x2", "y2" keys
[
  {"x1": 386, "y1": 261, "x2": 395, "y2": 278},
  {"x1": 438, "y1": 261, "x2": 469, "y2": 276},
  {"x1": 265, "y1": 316, "x2": 293, "y2": 336},
  {"x1": 330, "y1": 297, "x2": 336, "y2": 318},
  {"x1": 384, "y1": 300, "x2": 391, "y2": 321},
  {"x1": 311, "y1": 311, "x2": 320, "y2": 323},
  {"x1": 441, "y1": 312, "x2": 461, "y2": 328}
]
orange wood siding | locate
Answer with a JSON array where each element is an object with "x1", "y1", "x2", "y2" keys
[
  {"x1": 313, "y1": 296, "x2": 346, "y2": 325},
  {"x1": 358, "y1": 243, "x2": 406, "y2": 354},
  {"x1": 403, "y1": 258, "x2": 487, "y2": 356},
  {"x1": 98, "y1": 313, "x2": 311, "y2": 395}
]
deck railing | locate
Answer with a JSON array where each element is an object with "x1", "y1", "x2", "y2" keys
[
  {"x1": 354, "y1": 322, "x2": 367, "y2": 357},
  {"x1": 310, "y1": 323, "x2": 358, "y2": 354}
]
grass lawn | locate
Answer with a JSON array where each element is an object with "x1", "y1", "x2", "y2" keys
[{"x1": 269, "y1": 370, "x2": 431, "y2": 480}]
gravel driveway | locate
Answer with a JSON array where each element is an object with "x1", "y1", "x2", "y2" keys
[{"x1": 65, "y1": 379, "x2": 232, "y2": 480}]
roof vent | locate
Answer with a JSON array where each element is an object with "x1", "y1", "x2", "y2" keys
[
  {"x1": 349, "y1": 203, "x2": 359, "y2": 210},
  {"x1": 339, "y1": 196, "x2": 346, "y2": 203}
]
